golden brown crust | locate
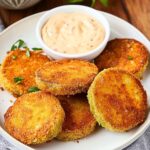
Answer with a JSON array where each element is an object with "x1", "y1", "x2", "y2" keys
[
  {"x1": 36, "y1": 59, "x2": 98, "y2": 95},
  {"x1": 88, "y1": 68, "x2": 148, "y2": 132},
  {"x1": 4, "y1": 91, "x2": 65, "y2": 144},
  {"x1": 0, "y1": 49, "x2": 50, "y2": 96},
  {"x1": 95, "y1": 39, "x2": 149, "y2": 78},
  {"x1": 57, "y1": 94, "x2": 96, "y2": 140}
]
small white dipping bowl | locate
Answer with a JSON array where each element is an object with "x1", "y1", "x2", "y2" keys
[{"x1": 36, "y1": 5, "x2": 110, "y2": 60}]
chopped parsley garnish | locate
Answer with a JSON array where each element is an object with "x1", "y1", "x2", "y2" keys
[
  {"x1": 32, "y1": 47, "x2": 42, "y2": 51},
  {"x1": 10, "y1": 39, "x2": 45, "y2": 58},
  {"x1": 11, "y1": 39, "x2": 31, "y2": 58},
  {"x1": 11, "y1": 45, "x2": 17, "y2": 51},
  {"x1": 14, "y1": 77, "x2": 24, "y2": 84},
  {"x1": 25, "y1": 47, "x2": 30, "y2": 58},
  {"x1": 127, "y1": 56, "x2": 133, "y2": 60},
  {"x1": 11, "y1": 39, "x2": 27, "y2": 51},
  {"x1": 12, "y1": 55, "x2": 17, "y2": 60},
  {"x1": 28, "y1": 86, "x2": 40, "y2": 93}
]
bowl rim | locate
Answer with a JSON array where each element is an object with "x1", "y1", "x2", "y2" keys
[{"x1": 36, "y1": 5, "x2": 110, "y2": 58}]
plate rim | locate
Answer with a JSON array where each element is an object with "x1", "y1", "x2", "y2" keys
[{"x1": 0, "y1": 10, "x2": 150, "y2": 150}]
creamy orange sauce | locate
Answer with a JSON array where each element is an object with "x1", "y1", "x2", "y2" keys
[{"x1": 42, "y1": 12, "x2": 105, "y2": 54}]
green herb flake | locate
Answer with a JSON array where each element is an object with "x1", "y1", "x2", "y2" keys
[
  {"x1": 14, "y1": 77, "x2": 24, "y2": 84},
  {"x1": 28, "y1": 87, "x2": 40, "y2": 93},
  {"x1": 11, "y1": 39, "x2": 27, "y2": 51},
  {"x1": 32, "y1": 47, "x2": 43, "y2": 51},
  {"x1": 26, "y1": 49, "x2": 30, "y2": 58},
  {"x1": 127, "y1": 56, "x2": 133, "y2": 60},
  {"x1": 12, "y1": 55, "x2": 17, "y2": 60},
  {"x1": 24, "y1": 47, "x2": 30, "y2": 58},
  {"x1": 11, "y1": 45, "x2": 17, "y2": 51},
  {"x1": 18, "y1": 39, "x2": 26, "y2": 48}
]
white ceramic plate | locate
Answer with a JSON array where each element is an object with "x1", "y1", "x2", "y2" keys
[{"x1": 0, "y1": 11, "x2": 150, "y2": 150}]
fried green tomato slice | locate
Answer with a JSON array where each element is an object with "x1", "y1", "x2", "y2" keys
[
  {"x1": 36, "y1": 59, "x2": 98, "y2": 95},
  {"x1": 57, "y1": 94, "x2": 96, "y2": 140},
  {"x1": 0, "y1": 49, "x2": 50, "y2": 96},
  {"x1": 88, "y1": 68, "x2": 148, "y2": 132},
  {"x1": 4, "y1": 91, "x2": 65, "y2": 145},
  {"x1": 95, "y1": 39, "x2": 149, "y2": 78}
]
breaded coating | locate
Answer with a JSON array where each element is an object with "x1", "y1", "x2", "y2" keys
[
  {"x1": 0, "y1": 49, "x2": 50, "y2": 96},
  {"x1": 36, "y1": 59, "x2": 98, "y2": 95},
  {"x1": 88, "y1": 68, "x2": 148, "y2": 132},
  {"x1": 4, "y1": 91, "x2": 65, "y2": 145},
  {"x1": 95, "y1": 39, "x2": 149, "y2": 78},
  {"x1": 57, "y1": 94, "x2": 96, "y2": 140}
]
